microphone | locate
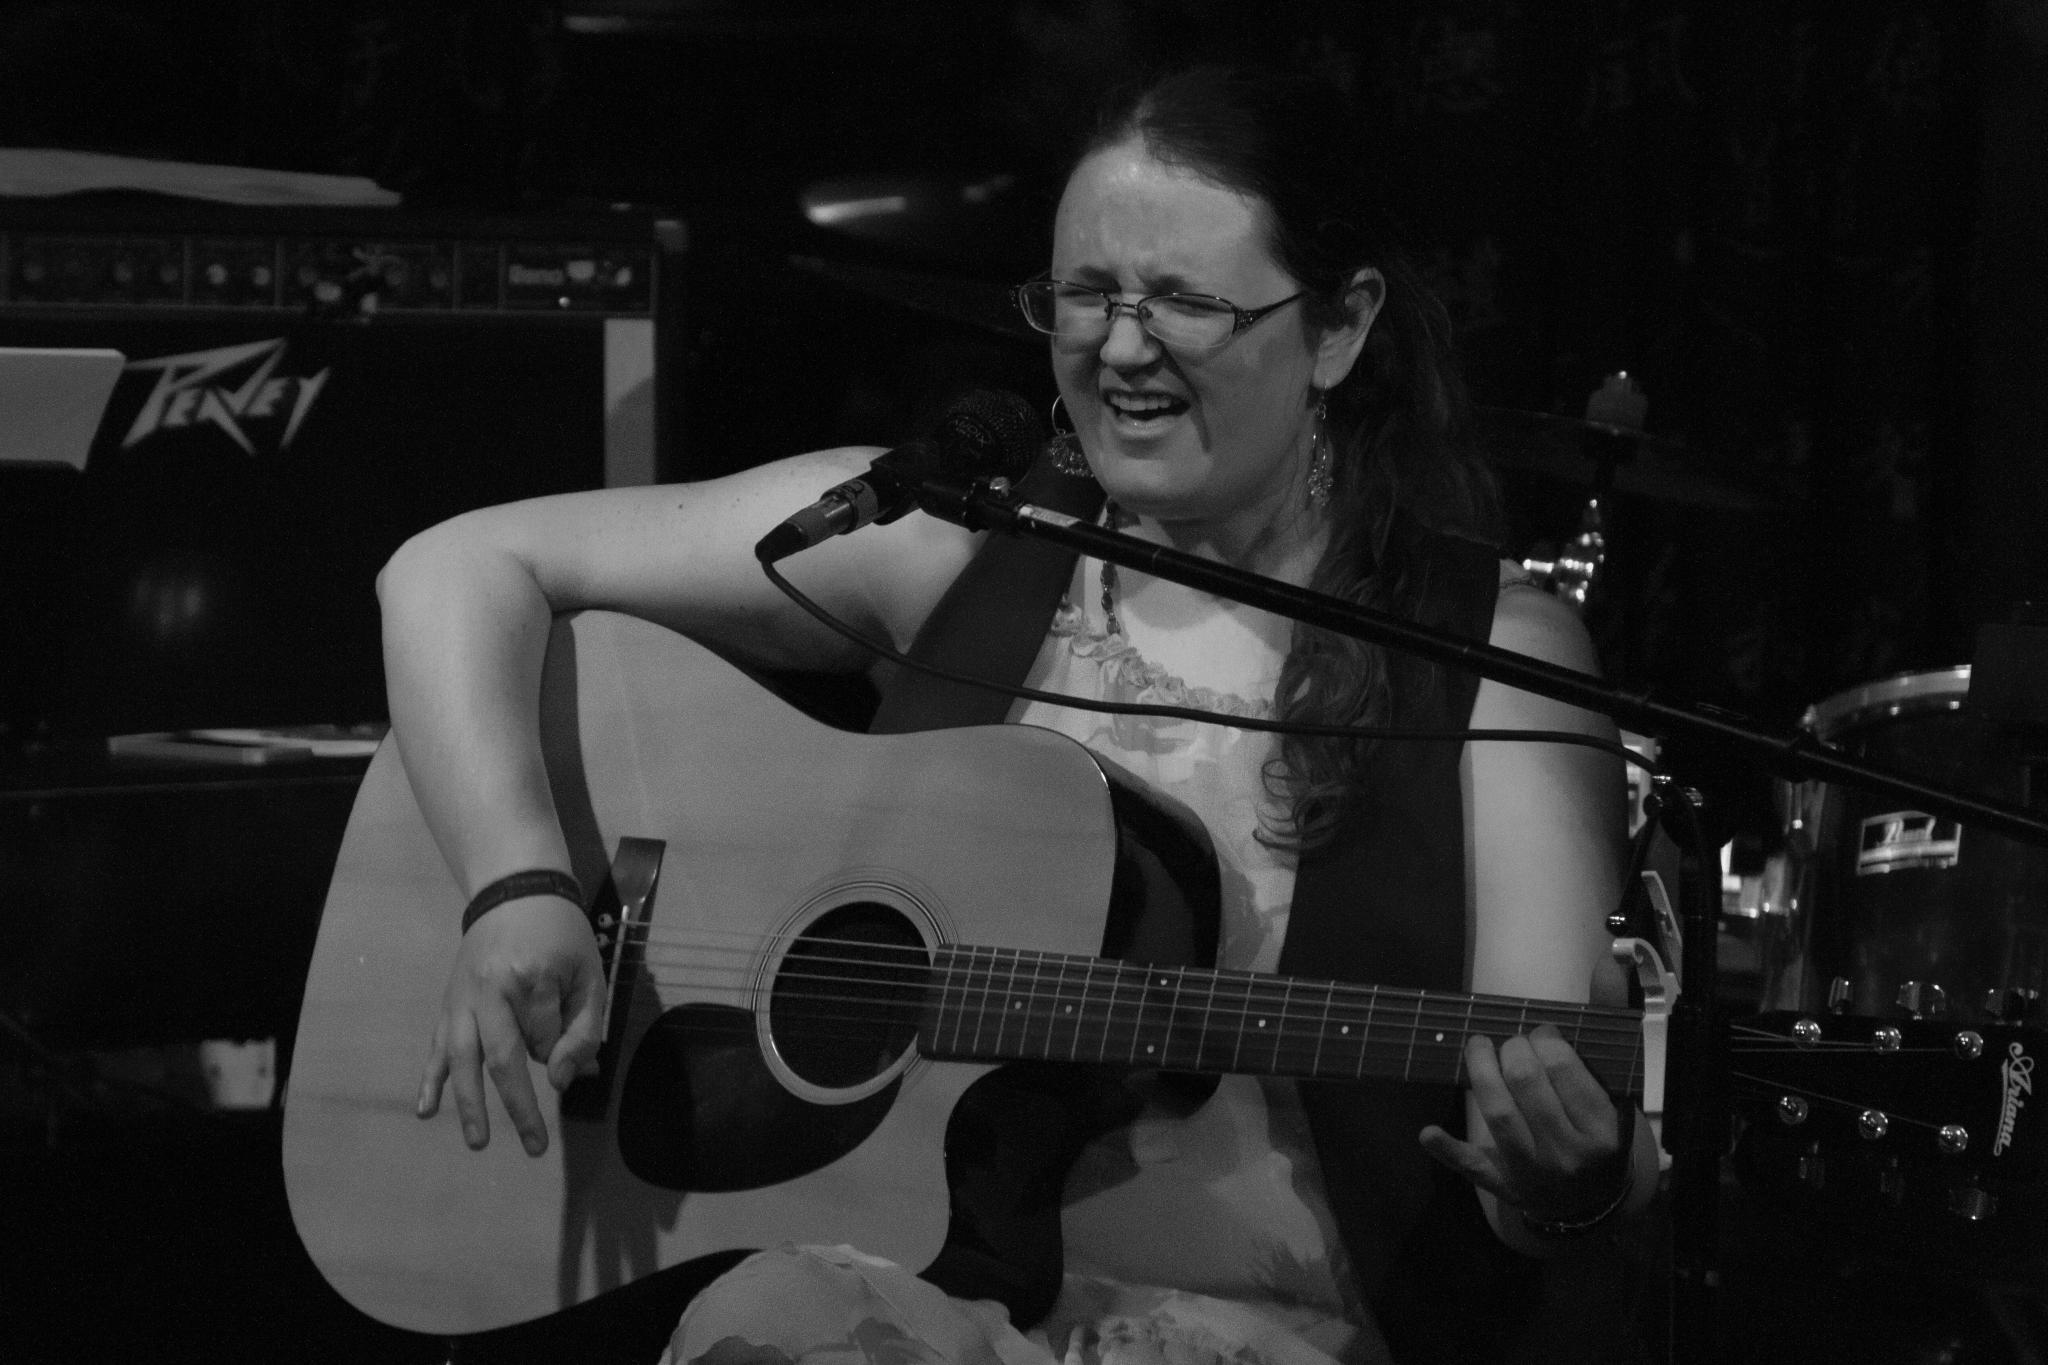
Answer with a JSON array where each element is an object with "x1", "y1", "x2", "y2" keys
[{"x1": 754, "y1": 388, "x2": 1043, "y2": 563}]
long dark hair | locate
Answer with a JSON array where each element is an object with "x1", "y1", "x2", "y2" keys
[{"x1": 1080, "y1": 63, "x2": 1504, "y2": 849}]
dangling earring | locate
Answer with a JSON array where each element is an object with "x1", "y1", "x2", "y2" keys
[
  {"x1": 1306, "y1": 393, "x2": 1334, "y2": 508},
  {"x1": 1048, "y1": 394, "x2": 1091, "y2": 476}
]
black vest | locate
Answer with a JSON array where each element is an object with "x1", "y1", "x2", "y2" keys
[{"x1": 870, "y1": 454, "x2": 1549, "y2": 1362}]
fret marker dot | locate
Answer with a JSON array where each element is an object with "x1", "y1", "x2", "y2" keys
[
  {"x1": 1064, "y1": 1005, "x2": 1074, "y2": 1014},
  {"x1": 1258, "y1": 1019, "x2": 1268, "y2": 1029},
  {"x1": 1435, "y1": 1031, "x2": 1445, "y2": 1043},
  {"x1": 1012, "y1": 1001, "x2": 1022, "y2": 1010},
  {"x1": 1146, "y1": 1045, "x2": 1155, "y2": 1054},
  {"x1": 1341, "y1": 1025, "x2": 1351, "y2": 1035}
]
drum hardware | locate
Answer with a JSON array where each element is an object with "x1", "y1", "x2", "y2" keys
[
  {"x1": 1509, "y1": 372, "x2": 1643, "y2": 608},
  {"x1": 1754, "y1": 664, "x2": 2048, "y2": 1023},
  {"x1": 1482, "y1": 372, "x2": 1763, "y2": 512}
]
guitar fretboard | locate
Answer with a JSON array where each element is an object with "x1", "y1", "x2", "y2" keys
[{"x1": 920, "y1": 945, "x2": 1644, "y2": 1096}]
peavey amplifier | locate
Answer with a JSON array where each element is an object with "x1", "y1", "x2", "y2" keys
[{"x1": 0, "y1": 201, "x2": 685, "y2": 746}]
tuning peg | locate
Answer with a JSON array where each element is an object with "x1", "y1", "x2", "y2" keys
[
  {"x1": 1949, "y1": 1180, "x2": 1997, "y2": 1222},
  {"x1": 1878, "y1": 1157, "x2": 1906, "y2": 1206},
  {"x1": 1797, "y1": 1141, "x2": 1827, "y2": 1190},
  {"x1": 1982, "y1": 987, "x2": 2041, "y2": 1023},
  {"x1": 1827, "y1": 976, "x2": 1855, "y2": 1013},
  {"x1": 1896, "y1": 980, "x2": 1948, "y2": 1018}
]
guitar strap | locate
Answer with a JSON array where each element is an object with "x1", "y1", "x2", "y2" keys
[{"x1": 871, "y1": 460, "x2": 1550, "y2": 1360}]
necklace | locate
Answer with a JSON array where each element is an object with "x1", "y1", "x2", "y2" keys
[{"x1": 1098, "y1": 500, "x2": 1127, "y2": 637}]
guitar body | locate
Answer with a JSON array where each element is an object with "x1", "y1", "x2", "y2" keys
[{"x1": 282, "y1": 610, "x2": 1215, "y2": 1336}]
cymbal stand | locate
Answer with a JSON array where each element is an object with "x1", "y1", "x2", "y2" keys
[{"x1": 1520, "y1": 489, "x2": 1606, "y2": 609}]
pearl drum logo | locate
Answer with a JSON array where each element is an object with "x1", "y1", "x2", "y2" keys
[
  {"x1": 122, "y1": 338, "x2": 330, "y2": 455},
  {"x1": 1855, "y1": 808, "x2": 1962, "y2": 875}
]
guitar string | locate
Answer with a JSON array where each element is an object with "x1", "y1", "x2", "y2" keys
[
  {"x1": 611, "y1": 1002, "x2": 1645, "y2": 1089},
  {"x1": 606, "y1": 936, "x2": 1649, "y2": 1045},
  {"x1": 606, "y1": 922, "x2": 1647, "y2": 1035},
  {"x1": 607, "y1": 977, "x2": 1650, "y2": 1061},
  {"x1": 581, "y1": 964, "x2": 1650, "y2": 1085},
  {"x1": 611, "y1": 928, "x2": 1991, "y2": 1058},
  {"x1": 612, "y1": 980, "x2": 1648, "y2": 1064},
  {"x1": 580, "y1": 995, "x2": 1963, "y2": 1126},
  {"x1": 1723, "y1": 1071, "x2": 1961, "y2": 1135}
]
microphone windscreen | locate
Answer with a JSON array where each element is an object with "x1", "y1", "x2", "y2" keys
[{"x1": 930, "y1": 389, "x2": 1044, "y2": 480}]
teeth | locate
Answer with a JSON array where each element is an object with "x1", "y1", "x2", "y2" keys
[{"x1": 1108, "y1": 393, "x2": 1180, "y2": 415}]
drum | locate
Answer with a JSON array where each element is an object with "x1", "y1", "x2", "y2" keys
[{"x1": 1755, "y1": 666, "x2": 2048, "y2": 1021}]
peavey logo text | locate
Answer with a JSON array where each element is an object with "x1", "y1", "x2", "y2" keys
[
  {"x1": 1996, "y1": 1040, "x2": 2034, "y2": 1156},
  {"x1": 123, "y1": 339, "x2": 330, "y2": 455}
]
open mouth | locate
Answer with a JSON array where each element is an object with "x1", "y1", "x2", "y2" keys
[{"x1": 1104, "y1": 391, "x2": 1190, "y2": 425}]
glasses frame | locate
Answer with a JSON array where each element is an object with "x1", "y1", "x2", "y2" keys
[{"x1": 1012, "y1": 278, "x2": 1308, "y2": 351}]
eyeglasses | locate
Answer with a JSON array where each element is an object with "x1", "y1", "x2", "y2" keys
[{"x1": 1012, "y1": 278, "x2": 1306, "y2": 352}]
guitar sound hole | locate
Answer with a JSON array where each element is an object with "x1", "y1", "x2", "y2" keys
[{"x1": 771, "y1": 901, "x2": 930, "y2": 1089}]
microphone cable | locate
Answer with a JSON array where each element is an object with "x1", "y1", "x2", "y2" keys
[{"x1": 757, "y1": 556, "x2": 1658, "y2": 773}]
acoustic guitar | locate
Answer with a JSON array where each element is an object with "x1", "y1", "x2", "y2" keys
[{"x1": 282, "y1": 609, "x2": 1680, "y2": 1335}]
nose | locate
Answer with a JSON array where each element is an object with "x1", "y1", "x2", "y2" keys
[{"x1": 1097, "y1": 299, "x2": 1160, "y2": 365}]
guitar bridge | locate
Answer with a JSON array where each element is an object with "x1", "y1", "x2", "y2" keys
[{"x1": 561, "y1": 835, "x2": 664, "y2": 1121}]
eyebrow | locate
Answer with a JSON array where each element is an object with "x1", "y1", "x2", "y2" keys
[{"x1": 1060, "y1": 266, "x2": 1209, "y2": 296}]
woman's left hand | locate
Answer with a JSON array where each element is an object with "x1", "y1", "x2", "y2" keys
[{"x1": 1417, "y1": 1023, "x2": 1626, "y2": 1221}]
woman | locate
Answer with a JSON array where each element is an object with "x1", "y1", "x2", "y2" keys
[{"x1": 383, "y1": 64, "x2": 1657, "y2": 1364}]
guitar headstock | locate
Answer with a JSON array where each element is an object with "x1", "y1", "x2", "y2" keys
[{"x1": 1729, "y1": 1011, "x2": 2047, "y2": 1242}]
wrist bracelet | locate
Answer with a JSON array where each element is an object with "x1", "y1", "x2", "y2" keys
[
  {"x1": 461, "y1": 868, "x2": 585, "y2": 933},
  {"x1": 1520, "y1": 1163, "x2": 1634, "y2": 1238},
  {"x1": 1521, "y1": 1102, "x2": 1638, "y2": 1239}
]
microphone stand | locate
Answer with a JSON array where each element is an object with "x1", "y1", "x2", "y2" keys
[{"x1": 923, "y1": 475, "x2": 2048, "y2": 1365}]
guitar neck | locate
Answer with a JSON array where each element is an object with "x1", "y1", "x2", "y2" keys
[{"x1": 921, "y1": 946, "x2": 1645, "y2": 1098}]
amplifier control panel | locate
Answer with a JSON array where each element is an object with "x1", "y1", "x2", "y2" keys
[{"x1": 1, "y1": 230, "x2": 664, "y2": 316}]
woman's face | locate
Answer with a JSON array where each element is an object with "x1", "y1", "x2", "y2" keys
[{"x1": 1049, "y1": 136, "x2": 1365, "y2": 536}]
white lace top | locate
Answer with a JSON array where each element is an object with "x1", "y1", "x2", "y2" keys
[{"x1": 1008, "y1": 554, "x2": 1370, "y2": 1352}]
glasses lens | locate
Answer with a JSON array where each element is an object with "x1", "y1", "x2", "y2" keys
[
  {"x1": 1141, "y1": 294, "x2": 1236, "y2": 350},
  {"x1": 1016, "y1": 281, "x2": 1083, "y2": 335},
  {"x1": 1016, "y1": 282, "x2": 1239, "y2": 349}
]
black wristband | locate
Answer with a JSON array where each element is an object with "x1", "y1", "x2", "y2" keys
[
  {"x1": 1521, "y1": 1100, "x2": 1639, "y2": 1239},
  {"x1": 460, "y1": 868, "x2": 585, "y2": 933}
]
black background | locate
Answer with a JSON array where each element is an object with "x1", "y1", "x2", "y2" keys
[{"x1": 3, "y1": 2, "x2": 2045, "y2": 1360}]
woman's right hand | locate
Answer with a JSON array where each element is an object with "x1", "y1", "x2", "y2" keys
[{"x1": 415, "y1": 895, "x2": 606, "y2": 1157}]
